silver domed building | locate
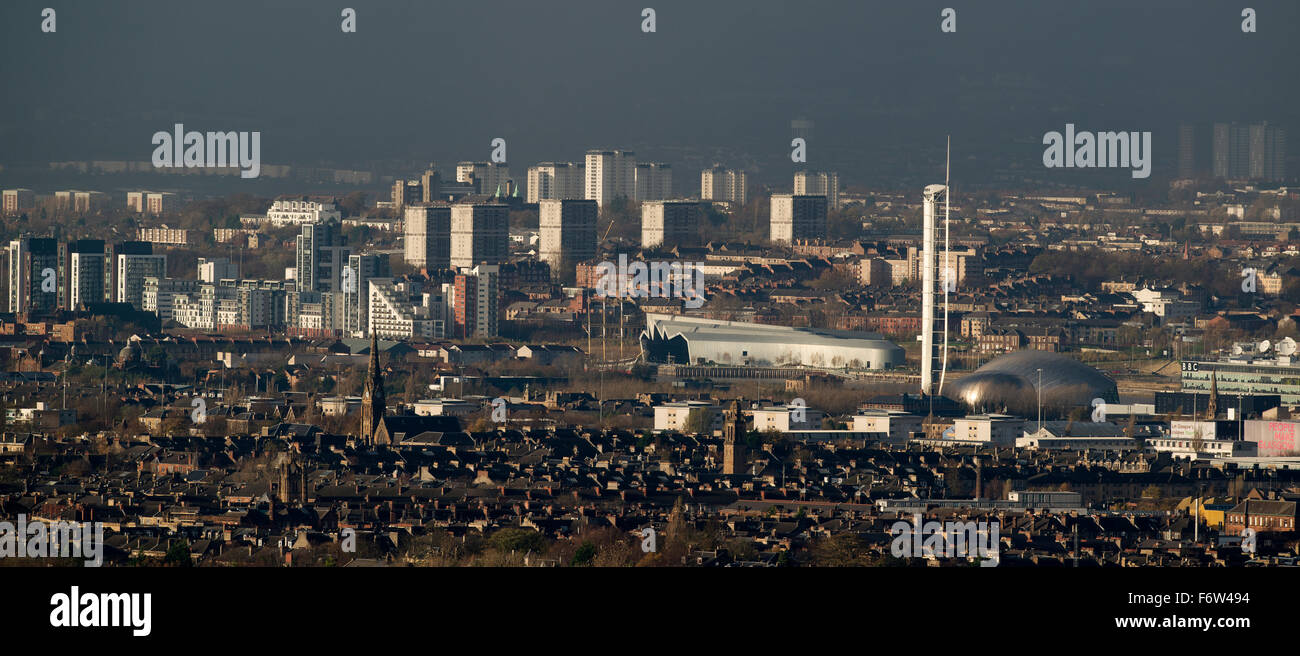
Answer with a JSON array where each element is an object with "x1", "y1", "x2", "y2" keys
[{"x1": 945, "y1": 350, "x2": 1118, "y2": 416}]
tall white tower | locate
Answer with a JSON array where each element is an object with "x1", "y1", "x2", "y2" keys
[{"x1": 920, "y1": 183, "x2": 947, "y2": 395}]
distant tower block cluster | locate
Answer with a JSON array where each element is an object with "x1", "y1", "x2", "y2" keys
[
  {"x1": 641, "y1": 200, "x2": 700, "y2": 249},
  {"x1": 700, "y1": 166, "x2": 747, "y2": 205},
  {"x1": 539, "y1": 199, "x2": 598, "y2": 268},
  {"x1": 583, "y1": 149, "x2": 672, "y2": 208},
  {"x1": 769, "y1": 194, "x2": 827, "y2": 244},
  {"x1": 794, "y1": 170, "x2": 839, "y2": 210},
  {"x1": 1213, "y1": 122, "x2": 1286, "y2": 181}
]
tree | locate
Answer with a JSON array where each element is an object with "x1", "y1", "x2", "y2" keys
[
  {"x1": 683, "y1": 407, "x2": 714, "y2": 435},
  {"x1": 571, "y1": 542, "x2": 597, "y2": 566},
  {"x1": 164, "y1": 540, "x2": 193, "y2": 567},
  {"x1": 488, "y1": 528, "x2": 547, "y2": 554}
]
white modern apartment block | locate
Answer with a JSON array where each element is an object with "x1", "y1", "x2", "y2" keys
[
  {"x1": 450, "y1": 202, "x2": 509, "y2": 269},
  {"x1": 700, "y1": 166, "x2": 747, "y2": 205},
  {"x1": 456, "y1": 161, "x2": 511, "y2": 196},
  {"x1": 527, "y1": 162, "x2": 584, "y2": 203},
  {"x1": 171, "y1": 279, "x2": 286, "y2": 331},
  {"x1": 404, "y1": 204, "x2": 452, "y2": 270},
  {"x1": 641, "y1": 200, "x2": 700, "y2": 249},
  {"x1": 634, "y1": 163, "x2": 673, "y2": 202},
  {"x1": 769, "y1": 194, "x2": 828, "y2": 244},
  {"x1": 142, "y1": 277, "x2": 200, "y2": 322},
  {"x1": 539, "y1": 199, "x2": 598, "y2": 268},
  {"x1": 584, "y1": 150, "x2": 637, "y2": 208},
  {"x1": 794, "y1": 170, "x2": 839, "y2": 209},
  {"x1": 255, "y1": 197, "x2": 342, "y2": 227},
  {"x1": 368, "y1": 279, "x2": 446, "y2": 340}
]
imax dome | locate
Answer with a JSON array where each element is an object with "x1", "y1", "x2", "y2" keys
[{"x1": 944, "y1": 350, "x2": 1118, "y2": 416}]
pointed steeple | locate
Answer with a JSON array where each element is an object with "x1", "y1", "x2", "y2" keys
[{"x1": 360, "y1": 333, "x2": 386, "y2": 445}]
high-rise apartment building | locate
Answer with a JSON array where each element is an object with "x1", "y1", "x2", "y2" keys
[
  {"x1": 1249, "y1": 122, "x2": 1287, "y2": 182},
  {"x1": 584, "y1": 150, "x2": 637, "y2": 209},
  {"x1": 794, "y1": 171, "x2": 839, "y2": 209},
  {"x1": 403, "y1": 204, "x2": 452, "y2": 270},
  {"x1": 66, "y1": 239, "x2": 107, "y2": 309},
  {"x1": 6, "y1": 236, "x2": 60, "y2": 316},
  {"x1": 642, "y1": 200, "x2": 700, "y2": 249},
  {"x1": 1214, "y1": 123, "x2": 1254, "y2": 180},
  {"x1": 539, "y1": 199, "x2": 598, "y2": 269},
  {"x1": 1214, "y1": 122, "x2": 1286, "y2": 181},
  {"x1": 451, "y1": 264, "x2": 499, "y2": 339},
  {"x1": 770, "y1": 194, "x2": 828, "y2": 244},
  {"x1": 2, "y1": 189, "x2": 35, "y2": 215},
  {"x1": 450, "y1": 202, "x2": 509, "y2": 269},
  {"x1": 345, "y1": 253, "x2": 391, "y2": 337},
  {"x1": 634, "y1": 163, "x2": 673, "y2": 202},
  {"x1": 295, "y1": 222, "x2": 351, "y2": 294},
  {"x1": 527, "y1": 162, "x2": 584, "y2": 203},
  {"x1": 701, "y1": 166, "x2": 748, "y2": 205},
  {"x1": 112, "y1": 242, "x2": 167, "y2": 310}
]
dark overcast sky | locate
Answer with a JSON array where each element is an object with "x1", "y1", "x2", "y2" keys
[{"x1": 1, "y1": 0, "x2": 1297, "y2": 184}]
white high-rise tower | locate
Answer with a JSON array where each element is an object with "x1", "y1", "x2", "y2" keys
[
  {"x1": 921, "y1": 184, "x2": 944, "y2": 395},
  {"x1": 920, "y1": 138, "x2": 952, "y2": 397}
]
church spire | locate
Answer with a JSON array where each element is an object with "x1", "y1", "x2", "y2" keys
[{"x1": 361, "y1": 332, "x2": 386, "y2": 445}]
